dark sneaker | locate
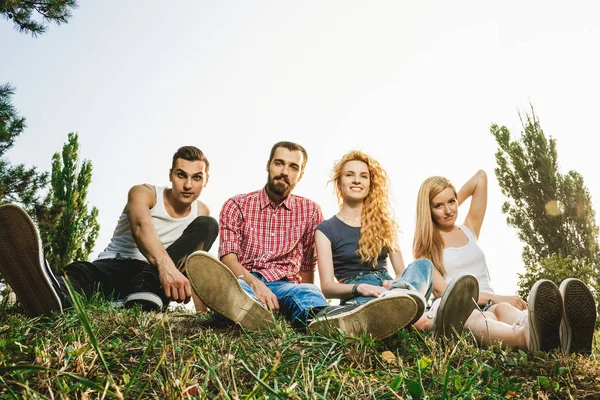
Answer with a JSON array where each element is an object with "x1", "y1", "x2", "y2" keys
[
  {"x1": 124, "y1": 292, "x2": 164, "y2": 312},
  {"x1": 185, "y1": 251, "x2": 273, "y2": 331},
  {"x1": 308, "y1": 294, "x2": 418, "y2": 340},
  {"x1": 559, "y1": 278, "x2": 596, "y2": 354},
  {"x1": 432, "y1": 274, "x2": 479, "y2": 339},
  {"x1": 526, "y1": 279, "x2": 563, "y2": 353},
  {"x1": 379, "y1": 288, "x2": 426, "y2": 326},
  {"x1": 126, "y1": 270, "x2": 168, "y2": 311},
  {"x1": 0, "y1": 204, "x2": 63, "y2": 316}
]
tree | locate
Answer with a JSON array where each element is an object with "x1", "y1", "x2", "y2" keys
[
  {"x1": 1, "y1": 0, "x2": 78, "y2": 37},
  {"x1": 40, "y1": 132, "x2": 99, "y2": 270},
  {"x1": 0, "y1": 83, "x2": 50, "y2": 216},
  {"x1": 491, "y1": 106, "x2": 599, "y2": 297}
]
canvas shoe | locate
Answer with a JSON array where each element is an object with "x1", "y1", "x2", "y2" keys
[
  {"x1": 185, "y1": 251, "x2": 273, "y2": 331},
  {"x1": 525, "y1": 279, "x2": 563, "y2": 353},
  {"x1": 123, "y1": 292, "x2": 164, "y2": 312},
  {"x1": 0, "y1": 204, "x2": 64, "y2": 316},
  {"x1": 379, "y1": 288, "x2": 427, "y2": 326},
  {"x1": 308, "y1": 294, "x2": 418, "y2": 340},
  {"x1": 124, "y1": 269, "x2": 168, "y2": 312},
  {"x1": 431, "y1": 274, "x2": 479, "y2": 339},
  {"x1": 559, "y1": 278, "x2": 596, "y2": 354}
]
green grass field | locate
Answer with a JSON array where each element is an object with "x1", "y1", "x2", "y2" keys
[{"x1": 0, "y1": 296, "x2": 598, "y2": 399}]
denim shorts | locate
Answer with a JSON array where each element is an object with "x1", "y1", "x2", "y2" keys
[{"x1": 341, "y1": 270, "x2": 391, "y2": 305}]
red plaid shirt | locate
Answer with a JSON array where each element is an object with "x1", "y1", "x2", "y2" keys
[{"x1": 218, "y1": 188, "x2": 323, "y2": 284}]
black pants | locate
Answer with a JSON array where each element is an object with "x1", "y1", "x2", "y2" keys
[{"x1": 62, "y1": 216, "x2": 218, "y2": 303}]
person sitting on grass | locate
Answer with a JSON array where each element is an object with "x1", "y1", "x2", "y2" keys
[
  {"x1": 0, "y1": 146, "x2": 218, "y2": 315},
  {"x1": 413, "y1": 170, "x2": 596, "y2": 353},
  {"x1": 184, "y1": 141, "x2": 419, "y2": 339},
  {"x1": 315, "y1": 150, "x2": 479, "y2": 339}
]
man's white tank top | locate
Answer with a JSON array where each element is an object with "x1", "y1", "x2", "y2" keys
[
  {"x1": 442, "y1": 225, "x2": 494, "y2": 294},
  {"x1": 95, "y1": 186, "x2": 197, "y2": 262}
]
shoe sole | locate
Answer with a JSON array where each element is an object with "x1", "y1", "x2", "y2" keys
[
  {"x1": 185, "y1": 251, "x2": 273, "y2": 331},
  {"x1": 435, "y1": 274, "x2": 479, "y2": 339},
  {"x1": 380, "y1": 289, "x2": 426, "y2": 326},
  {"x1": 0, "y1": 204, "x2": 62, "y2": 316},
  {"x1": 124, "y1": 292, "x2": 164, "y2": 312},
  {"x1": 528, "y1": 280, "x2": 562, "y2": 352},
  {"x1": 310, "y1": 295, "x2": 418, "y2": 340},
  {"x1": 560, "y1": 278, "x2": 596, "y2": 354}
]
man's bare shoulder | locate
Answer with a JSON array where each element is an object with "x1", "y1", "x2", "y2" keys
[
  {"x1": 125, "y1": 184, "x2": 157, "y2": 212},
  {"x1": 196, "y1": 200, "x2": 210, "y2": 216}
]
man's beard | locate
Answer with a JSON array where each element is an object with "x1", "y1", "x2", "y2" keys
[{"x1": 267, "y1": 174, "x2": 293, "y2": 197}]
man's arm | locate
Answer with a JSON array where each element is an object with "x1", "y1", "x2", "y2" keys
[
  {"x1": 220, "y1": 253, "x2": 279, "y2": 310},
  {"x1": 298, "y1": 206, "x2": 324, "y2": 282},
  {"x1": 125, "y1": 184, "x2": 191, "y2": 303}
]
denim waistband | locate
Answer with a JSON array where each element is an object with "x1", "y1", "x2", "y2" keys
[{"x1": 339, "y1": 269, "x2": 389, "y2": 282}]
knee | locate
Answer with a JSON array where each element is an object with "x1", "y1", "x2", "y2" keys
[
  {"x1": 409, "y1": 258, "x2": 434, "y2": 273},
  {"x1": 491, "y1": 302, "x2": 513, "y2": 316},
  {"x1": 189, "y1": 216, "x2": 218, "y2": 236}
]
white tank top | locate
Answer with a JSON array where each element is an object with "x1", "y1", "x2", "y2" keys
[
  {"x1": 95, "y1": 186, "x2": 198, "y2": 262},
  {"x1": 443, "y1": 225, "x2": 494, "y2": 294}
]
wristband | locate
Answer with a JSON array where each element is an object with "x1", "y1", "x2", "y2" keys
[{"x1": 352, "y1": 284, "x2": 359, "y2": 296}]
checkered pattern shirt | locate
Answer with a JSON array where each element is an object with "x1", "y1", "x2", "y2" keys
[{"x1": 218, "y1": 188, "x2": 323, "y2": 284}]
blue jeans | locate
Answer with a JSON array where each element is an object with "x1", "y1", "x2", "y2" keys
[
  {"x1": 341, "y1": 258, "x2": 434, "y2": 305},
  {"x1": 238, "y1": 273, "x2": 329, "y2": 328}
]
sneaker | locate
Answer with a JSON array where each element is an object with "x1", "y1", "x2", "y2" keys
[
  {"x1": 559, "y1": 278, "x2": 596, "y2": 354},
  {"x1": 432, "y1": 274, "x2": 479, "y2": 339},
  {"x1": 379, "y1": 288, "x2": 426, "y2": 326},
  {"x1": 526, "y1": 279, "x2": 563, "y2": 353},
  {"x1": 124, "y1": 292, "x2": 164, "y2": 312},
  {"x1": 0, "y1": 204, "x2": 63, "y2": 316},
  {"x1": 308, "y1": 294, "x2": 418, "y2": 340},
  {"x1": 126, "y1": 270, "x2": 168, "y2": 312},
  {"x1": 185, "y1": 251, "x2": 273, "y2": 331}
]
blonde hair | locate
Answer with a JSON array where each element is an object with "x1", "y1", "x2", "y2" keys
[
  {"x1": 331, "y1": 150, "x2": 398, "y2": 266},
  {"x1": 413, "y1": 176, "x2": 457, "y2": 276}
]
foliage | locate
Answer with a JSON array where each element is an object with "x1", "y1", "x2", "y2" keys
[
  {"x1": 0, "y1": 298, "x2": 598, "y2": 399},
  {"x1": 517, "y1": 254, "x2": 600, "y2": 306},
  {"x1": 491, "y1": 106, "x2": 599, "y2": 295},
  {"x1": 0, "y1": 83, "x2": 50, "y2": 216},
  {"x1": 0, "y1": 0, "x2": 78, "y2": 36},
  {"x1": 40, "y1": 132, "x2": 99, "y2": 270}
]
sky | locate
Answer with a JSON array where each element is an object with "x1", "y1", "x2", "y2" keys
[{"x1": 2, "y1": 1, "x2": 600, "y2": 296}]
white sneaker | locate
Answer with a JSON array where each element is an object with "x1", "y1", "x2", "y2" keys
[
  {"x1": 559, "y1": 278, "x2": 596, "y2": 354},
  {"x1": 379, "y1": 288, "x2": 426, "y2": 325},
  {"x1": 431, "y1": 274, "x2": 479, "y2": 339},
  {"x1": 309, "y1": 294, "x2": 418, "y2": 340},
  {"x1": 526, "y1": 280, "x2": 562, "y2": 353}
]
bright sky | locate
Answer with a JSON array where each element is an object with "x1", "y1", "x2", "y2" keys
[{"x1": 2, "y1": 1, "x2": 599, "y2": 296}]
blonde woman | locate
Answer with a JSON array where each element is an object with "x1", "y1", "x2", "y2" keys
[
  {"x1": 315, "y1": 150, "x2": 478, "y2": 338},
  {"x1": 414, "y1": 170, "x2": 596, "y2": 353}
]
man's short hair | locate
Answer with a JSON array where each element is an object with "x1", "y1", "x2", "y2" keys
[
  {"x1": 268, "y1": 141, "x2": 308, "y2": 171},
  {"x1": 171, "y1": 146, "x2": 210, "y2": 172}
]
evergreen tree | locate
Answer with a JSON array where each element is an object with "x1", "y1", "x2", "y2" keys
[
  {"x1": 40, "y1": 132, "x2": 99, "y2": 270},
  {"x1": 491, "y1": 106, "x2": 599, "y2": 298},
  {"x1": 1, "y1": 0, "x2": 78, "y2": 36},
  {"x1": 0, "y1": 83, "x2": 50, "y2": 216}
]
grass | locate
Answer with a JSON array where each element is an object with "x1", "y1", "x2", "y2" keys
[{"x1": 0, "y1": 297, "x2": 599, "y2": 399}]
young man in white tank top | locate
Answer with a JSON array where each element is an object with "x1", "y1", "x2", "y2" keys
[{"x1": 0, "y1": 146, "x2": 218, "y2": 316}]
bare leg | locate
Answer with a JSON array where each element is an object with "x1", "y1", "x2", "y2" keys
[
  {"x1": 413, "y1": 313, "x2": 432, "y2": 331},
  {"x1": 192, "y1": 293, "x2": 208, "y2": 313},
  {"x1": 465, "y1": 309, "x2": 527, "y2": 350},
  {"x1": 487, "y1": 303, "x2": 524, "y2": 325}
]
